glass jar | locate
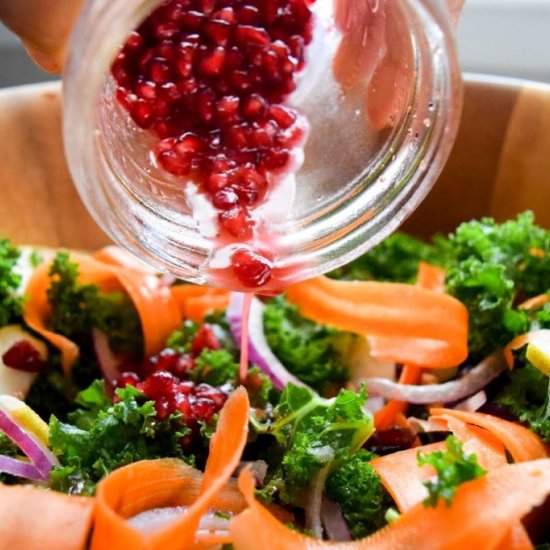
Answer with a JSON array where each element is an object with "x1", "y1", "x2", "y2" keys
[{"x1": 63, "y1": 0, "x2": 462, "y2": 292}]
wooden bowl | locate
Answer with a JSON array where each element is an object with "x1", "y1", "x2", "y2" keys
[{"x1": 0, "y1": 75, "x2": 549, "y2": 250}]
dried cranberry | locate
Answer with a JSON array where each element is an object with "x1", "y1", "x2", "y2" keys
[{"x1": 2, "y1": 340, "x2": 45, "y2": 373}]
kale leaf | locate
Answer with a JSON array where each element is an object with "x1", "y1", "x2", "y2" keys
[
  {"x1": 418, "y1": 435, "x2": 486, "y2": 507},
  {"x1": 325, "y1": 449, "x2": 394, "y2": 539},
  {"x1": 263, "y1": 296, "x2": 350, "y2": 394},
  {"x1": 49, "y1": 380, "x2": 190, "y2": 495},
  {"x1": 329, "y1": 232, "x2": 442, "y2": 283},
  {"x1": 442, "y1": 212, "x2": 550, "y2": 358},
  {"x1": 47, "y1": 252, "x2": 142, "y2": 354},
  {"x1": 495, "y1": 358, "x2": 550, "y2": 442},
  {"x1": 191, "y1": 349, "x2": 239, "y2": 387},
  {"x1": 256, "y1": 384, "x2": 374, "y2": 506},
  {"x1": 0, "y1": 239, "x2": 23, "y2": 327}
]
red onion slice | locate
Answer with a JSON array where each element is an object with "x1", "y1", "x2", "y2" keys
[
  {"x1": 227, "y1": 292, "x2": 309, "y2": 390},
  {"x1": 321, "y1": 497, "x2": 352, "y2": 542},
  {"x1": 365, "y1": 353, "x2": 506, "y2": 405},
  {"x1": 0, "y1": 455, "x2": 44, "y2": 482},
  {"x1": 92, "y1": 328, "x2": 123, "y2": 392},
  {"x1": 454, "y1": 390, "x2": 487, "y2": 412},
  {"x1": 0, "y1": 399, "x2": 58, "y2": 479}
]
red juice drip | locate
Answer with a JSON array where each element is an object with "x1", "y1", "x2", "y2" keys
[
  {"x1": 239, "y1": 292, "x2": 254, "y2": 381},
  {"x1": 111, "y1": 0, "x2": 316, "y2": 291}
]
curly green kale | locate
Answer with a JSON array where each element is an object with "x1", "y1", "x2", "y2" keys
[
  {"x1": 442, "y1": 212, "x2": 550, "y2": 358},
  {"x1": 495, "y1": 352, "x2": 550, "y2": 442},
  {"x1": 418, "y1": 435, "x2": 486, "y2": 507},
  {"x1": 47, "y1": 252, "x2": 142, "y2": 354},
  {"x1": 0, "y1": 239, "x2": 22, "y2": 327},
  {"x1": 49, "y1": 380, "x2": 190, "y2": 495},
  {"x1": 263, "y1": 296, "x2": 351, "y2": 394},
  {"x1": 329, "y1": 232, "x2": 442, "y2": 283},
  {"x1": 256, "y1": 384, "x2": 374, "y2": 506},
  {"x1": 325, "y1": 449, "x2": 394, "y2": 539}
]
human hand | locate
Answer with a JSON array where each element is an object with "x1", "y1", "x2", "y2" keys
[{"x1": 0, "y1": 0, "x2": 84, "y2": 73}]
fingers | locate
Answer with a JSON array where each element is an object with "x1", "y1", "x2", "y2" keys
[{"x1": 0, "y1": 0, "x2": 84, "y2": 73}]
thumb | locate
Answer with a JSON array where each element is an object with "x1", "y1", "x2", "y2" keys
[{"x1": 0, "y1": 0, "x2": 84, "y2": 73}]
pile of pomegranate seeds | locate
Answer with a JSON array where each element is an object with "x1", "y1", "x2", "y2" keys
[
  {"x1": 117, "y1": 324, "x2": 228, "y2": 434},
  {"x1": 111, "y1": 0, "x2": 316, "y2": 288}
]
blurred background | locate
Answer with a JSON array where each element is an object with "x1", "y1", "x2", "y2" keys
[{"x1": 0, "y1": 0, "x2": 549, "y2": 87}]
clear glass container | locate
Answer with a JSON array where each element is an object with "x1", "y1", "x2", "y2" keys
[{"x1": 63, "y1": 0, "x2": 462, "y2": 292}]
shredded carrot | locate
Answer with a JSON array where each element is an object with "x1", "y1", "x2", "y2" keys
[
  {"x1": 286, "y1": 275, "x2": 468, "y2": 369},
  {"x1": 503, "y1": 329, "x2": 550, "y2": 369},
  {"x1": 171, "y1": 285, "x2": 230, "y2": 321},
  {"x1": 518, "y1": 294, "x2": 550, "y2": 311},
  {"x1": 230, "y1": 459, "x2": 550, "y2": 550},
  {"x1": 91, "y1": 386, "x2": 249, "y2": 549},
  {"x1": 430, "y1": 408, "x2": 548, "y2": 462},
  {"x1": 374, "y1": 263, "x2": 446, "y2": 429},
  {"x1": 0, "y1": 484, "x2": 93, "y2": 550},
  {"x1": 23, "y1": 253, "x2": 182, "y2": 375}
]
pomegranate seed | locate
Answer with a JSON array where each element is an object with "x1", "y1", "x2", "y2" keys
[
  {"x1": 241, "y1": 93, "x2": 267, "y2": 119},
  {"x1": 199, "y1": 46, "x2": 227, "y2": 76},
  {"x1": 2, "y1": 341, "x2": 45, "y2": 373},
  {"x1": 227, "y1": 123, "x2": 250, "y2": 149},
  {"x1": 198, "y1": 0, "x2": 216, "y2": 15},
  {"x1": 206, "y1": 172, "x2": 229, "y2": 193},
  {"x1": 136, "y1": 80, "x2": 157, "y2": 100},
  {"x1": 130, "y1": 99, "x2": 155, "y2": 128},
  {"x1": 175, "y1": 132, "x2": 203, "y2": 155},
  {"x1": 116, "y1": 87, "x2": 136, "y2": 110},
  {"x1": 117, "y1": 372, "x2": 140, "y2": 388},
  {"x1": 212, "y1": 187, "x2": 239, "y2": 209},
  {"x1": 178, "y1": 381, "x2": 195, "y2": 395},
  {"x1": 125, "y1": 31, "x2": 144, "y2": 51},
  {"x1": 142, "y1": 371, "x2": 178, "y2": 398},
  {"x1": 216, "y1": 95, "x2": 240, "y2": 122},
  {"x1": 204, "y1": 19, "x2": 232, "y2": 45},
  {"x1": 219, "y1": 207, "x2": 253, "y2": 239},
  {"x1": 191, "y1": 324, "x2": 220, "y2": 355},
  {"x1": 261, "y1": 147, "x2": 290, "y2": 170},
  {"x1": 213, "y1": 7, "x2": 236, "y2": 24},
  {"x1": 195, "y1": 384, "x2": 228, "y2": 408},
  {"x1": 158, "y1": 149, "x2": 192, "y2": 175},
  {"x1": 269, "y1": 104, "x2": 297, "y2": 129},
  {"x1": 232, "y1": 248, "x2": 273, "y2": 288},
  {"x1": 192, "y1": 398, "x2": 218, "y2": 423},
  {"x1": 181, "y1": 10, "x2": 206, "y2": 30},
  {"x1": 196, "y1": 88, "x2": 216, "y2": 123},
  {"x1": 148, "y1": 57, "x2": 172, "y2": 83},
  {"x1": 237, "y1": 5, "x2": 260, "y2": 25},
  {"x1": 234, "y1": 25, "x2": 271, "y2": 47}
]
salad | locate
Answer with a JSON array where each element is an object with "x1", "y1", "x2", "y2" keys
[{"x1": 0, "y1": 211, "x2": 549, "y2": 549}]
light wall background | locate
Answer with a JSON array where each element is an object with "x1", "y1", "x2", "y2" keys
[{"x1": 0, "y1": 0, "x2": 549, "y2": 87}]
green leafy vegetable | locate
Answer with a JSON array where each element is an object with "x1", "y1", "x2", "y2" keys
[
  {"x1": 329, "y1": 232, "x2": 441, "y2": 283},
  {"x1": 47, "y1": 252, "x2": 142, "y2": 353},
  {"x1": 191, "y1": 349, "x2": 239, "y2": 386},
  {"x1": 418, "y1": 435, "x2": 486, "y2": 507},
  {"x1": 49, "y1": 380, "x2": 191, "y2": 495},
  {"x1": 495, "y1": 353, "x2": 550, "y2": 442},
  {"x1": 0, "y1": 239, "x2": 22, "y2": 327},
  {"x1": 263, "y1": 296, "x2": 350, "y2": 394},
  {"x1": 325, "y1": 449, "x2": 394, "y2": 539},
  {"x1": 256, "y1": 384, "x2": 374, "y2": 505}
]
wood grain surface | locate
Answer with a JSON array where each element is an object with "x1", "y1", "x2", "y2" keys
[{"x1": 0, "y1": 77, "x2": 549, "y2": 250}]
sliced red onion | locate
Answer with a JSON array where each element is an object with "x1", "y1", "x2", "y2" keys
[
  {"x1": 305, "y1": 464, "x2": 331, "y2": 540},
  {"x1": 0, "y1": 398, "x2": 58, "y2": 479},
  {"x1": 321, "y1": 497, "x2": 352, "y2": 542},
  {"x1": 365, "y1": 353, "x2": 506, "y2": 405},
  {"x1": 92, "y1": 328, "x2": 122, "y2": 392},
  {"x1": 364, "y1": 395, "x2": 385, "y2": 414},
  {"x1": 237, "y1": 460, "x2": 268, "y2": 486},
  {"x1": 0, "y1": 455, "x2": 44, "y2": 482},
  {"x1": 227, "y1": 292, "x2": 309, "y2": 390},
  {"x1": 454, "y1": 390, "x2": 487, "y2": 412}
]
